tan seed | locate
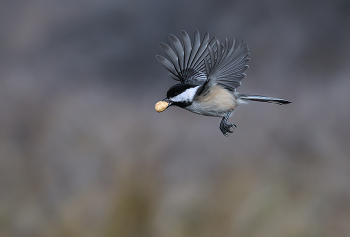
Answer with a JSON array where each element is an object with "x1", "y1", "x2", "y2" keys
[{"x1": 155, "y1": 101, "x2": 169, "y2": 112}]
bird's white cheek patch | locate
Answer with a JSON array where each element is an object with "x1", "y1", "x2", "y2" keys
[{"x1": 171, "y1": 86, "x2": 200, "y2": 102}]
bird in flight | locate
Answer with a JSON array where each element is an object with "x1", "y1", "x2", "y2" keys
[{"x1": 155, "y1": 30, "x2": 290, "y2": 136}]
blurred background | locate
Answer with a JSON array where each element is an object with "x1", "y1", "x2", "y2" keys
[{"x1": 1, "y1": 0, "x2": 350, "y2": 236}]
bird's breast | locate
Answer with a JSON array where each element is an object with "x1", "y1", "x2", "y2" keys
[{"x1": 185, "y1": 85, "x2": 238, "y2": 117}]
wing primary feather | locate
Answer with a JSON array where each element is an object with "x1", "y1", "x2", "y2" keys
[
  {"x1": 159, "y1": 42, "x2": 181, "y2": 73},
  {"x1": 205, "y1": 56, "x2": 210, "y2": 75},
  {"x1": 217, "y1": 64, "x2": 249, "y2": 81},
  {"x1": 208, "y1": 45, "x2": 215, "y2": 70},
  {"x1": 225, "y1": 39, "x2": 237, "y2": 59},
  {"x1": 220, "y1": 50, "x2": 249, "y2": 75},
  {"x1": 205, "y1": 37, "x2": 250, "y2": 90},
  {"x1": 181, "y1": 31, "x2": 192, "y2": 70},
  {"x1": 191, "y1": 36, "x2": 216, "y2": 70},
  {"x1": 187, "y1": 30, "x2": 201, "y2": 69},
  {"x1": 168, "y1": 72, "x2": 181, "y2": 81},
  {"x1": 157, "y1": 32, "x2": 249, "y2": 87},
  {"x1": 219, "y1": 53, "x2": 250, "y2": 72},
  {"x1": 189, "y1": 32, "x2": 210, "y2": 69},
  {"x1": 215, "y1": 40, "x2": 223, "y2": 67},
  {"x1": 156, "y1": 55, "x2": 180, "y2": 79},
  {"x1": 219, "y1": 58, "x2": 249, "y2": 76},
  {"x1": 219, "y1": 66, "x2": 249, "y2": 77},
  {"x1": 222, "y1": 38, "x2": 229, "y2": 59},
  {"x1": 169, "y1": 34, "x2": 185, "y2": 71},
  {"x1": 216, "y1": 43, "x2": 249, "y2": 74}
]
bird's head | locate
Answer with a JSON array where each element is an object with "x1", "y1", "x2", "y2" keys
[{"x1": 155, "y1": 83, "x2": 200, "y2": 112}]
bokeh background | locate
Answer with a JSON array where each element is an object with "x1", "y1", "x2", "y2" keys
[{"x1": 1, "y1": 0, "x2": 350, "y2": 236}]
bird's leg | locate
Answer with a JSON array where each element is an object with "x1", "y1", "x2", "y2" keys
[{"x1": 220, "y1": 112, "x2": 236, "y2": 137}]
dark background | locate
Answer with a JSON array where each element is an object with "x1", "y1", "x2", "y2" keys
[{"x1": 1, "y1": 0, "x2": 350, "y2": 236}]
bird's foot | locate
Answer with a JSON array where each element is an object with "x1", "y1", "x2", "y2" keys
[{"x1": 220, "y1": 121, "x2": 236, "y2": 137}]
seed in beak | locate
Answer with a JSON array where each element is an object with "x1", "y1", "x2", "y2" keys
[{"x1": 155, "y1": 101, "x2": 169, "y2": 112}]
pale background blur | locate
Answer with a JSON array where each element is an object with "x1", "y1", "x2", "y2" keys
[{"x1": 1, "y1": 0, "x2": 350, "y2": 236}]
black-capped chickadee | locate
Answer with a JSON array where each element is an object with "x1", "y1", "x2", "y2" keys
[{"x1": 155, "y1": 30, "x2": 291, "y2": 136}]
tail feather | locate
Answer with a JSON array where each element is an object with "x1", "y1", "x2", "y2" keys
[{"x1": 239, "y1": 94, "x2": 291, "y2": 105}]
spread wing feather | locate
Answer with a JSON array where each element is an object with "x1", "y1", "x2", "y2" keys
[
  {"x1": 169, "y1": 34, "x2": 184, "y2": 70},
  {"x1": 156, "y1": 31, "x2": 249, "y2": 89},
  {"x1": 159, "y1": 43, "x2": 180, "y2": 73},
  {"x1": 181, "y1": 31, "x2": 192, "y2": 69},
  {"x1": 155, "y1": 55, "x2": 179, "y2": 80},
  {"x1": 206, "y1": 39, "x2": 250, "y2": 90},
  {"x1": 187, "y1": 31, "x2": 201, "y2": 69},
  {"x1": 156, "y1": 30, "x2": 215, "y2": 85}
]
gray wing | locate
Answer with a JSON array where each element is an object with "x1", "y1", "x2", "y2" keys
[
  {"x1": 205, "y1": 38, "x2": 250, "y2": 90},
  {"x1": 156, "y1": 30, "x2": 215, "y2": 85}
]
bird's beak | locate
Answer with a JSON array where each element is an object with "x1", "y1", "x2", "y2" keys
[{"x1": 155, "y1": 98, "x2": 172, "y2": 113}]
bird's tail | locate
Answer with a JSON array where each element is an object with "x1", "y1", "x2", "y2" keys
[{"x1": 238, "y1": 94, "x2": 291, "y2": 105}]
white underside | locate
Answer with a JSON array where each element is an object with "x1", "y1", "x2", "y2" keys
[{"x1": 185, "y1": 89, "x2": 246, "y2": 117}]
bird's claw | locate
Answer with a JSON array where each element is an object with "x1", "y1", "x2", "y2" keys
[
  {"x1": 220, "y1": 122, "x2": 236, "y2": 137},
  {"x1": 220, "y1": 112, "x2": 236, "y2": 137}
]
